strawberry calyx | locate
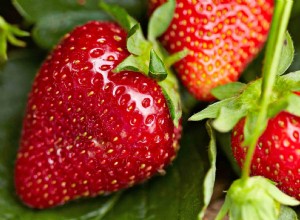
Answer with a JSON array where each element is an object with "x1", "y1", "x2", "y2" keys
[
  {"x1": 189, "y1": 71, "x2": 300, "y2": 145},
  {"x1": 0, "y1": 16, "x2": 29, "y2": 64},
  {"x1": 215, "y1": 176, "x2": 299, "y2": 220},
  {"x1": 99, "y1": 0, "x2": 183, "y2": 127}
]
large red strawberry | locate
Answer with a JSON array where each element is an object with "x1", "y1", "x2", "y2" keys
[
  {"x1": 15, "y1": 21, "x2": 181, "y2": 209},
  {"x1": 231, "y1": 111, "x2": 300, "y2": 200},
  {"x1": 149, "y1": 0, "x2": 274, "y2": 101}
]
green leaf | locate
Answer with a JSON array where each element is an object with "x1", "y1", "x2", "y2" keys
[
  {"x1": 278, "y1": 32, "x2": 294, "y2": 75},
  {"x1": 32, "y1": 11, "x2": 109, "y2": 49},
  {"x1": 189, "y1": 97, "x2": 237, "y2": 121},
  {"x1": 278, "y1": 206, "x2": 298, "y2": 220},
  {"x1": 0, "y1": 50, "x2": 207, "y2": 219},
  {"x1": 99, "y1": 0, "x2": 137, "y2": 32},
  {"x1": 198, "y1": 122, "x2": 217, "y2": 219},
  {"x1": 148, "y1": 0, "x2": 176, "y2": 42},
  {"x1": 127, "y1": 24, "x2": 151, "y2": 56},
  {"x1": 211, "y1": 82, "x2": 247, "y2": 100},
  {"x1": 149, "y1": 49, "x2": 168, "y2": 81}
]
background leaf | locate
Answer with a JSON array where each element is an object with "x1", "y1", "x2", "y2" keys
[
  {"x1": 13, "y1": 0, "x2": 147, "y2": 49},
  {"x1": 0, "y1": 50, "x2": 211, "y2": 219},
  {"x1": 13, "y1": 0, "x2": 146, "y2": 23},
  {"x1": 198, "y1": 122, "x2": 217, "y2": 219},
  {"x1": 32, "y1": 12, "x2": 109, "y2": 49}
]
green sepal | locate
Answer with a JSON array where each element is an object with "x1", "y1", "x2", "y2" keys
[
  {"x1": 278, "y1": 31, "x2": 294, "y2": 75},
  {"x1": 278, "y1": 206, "x2": 299, "y2": 220},
  {"x1": 264, "y1": 180, "x2": 300, "y2": 206},
  {"x1": 149, "y1": 49, "x2": 168, "y2": 81},
  {"x1": 0, "y1": 16, "x2": 29, "y2": 64},
  {"x1": 190, "y1": 71, "x2": 300, "y2": 137},
  {"x1": 99, "y1": 0, "x2": 137, "y2": 31},
  {"x1": 211, "y1": 82, "x2": 247, "y2": 100},
  {"x1": 286, "y1": 93, "x2": 300, "y2": 117},
  {"x1": 147, "y1": 0, "x2": 176, "y2": 42},
  {"x1": 276, "y1": 71, "x2": 300, "y2": 91},
  {"x1": 113, "y1": 22, "x2": 151, "y2": 75},
  {"x1": 159, "y1": 70, "x2": 182, "y2": 128},
  {"x1": 113, "y1": 54, "x2": 148, "y2": 74},
  {"x1": 189, "y1": 97, "x2": 237, "y2": 121},
  {"x1": 127, "y1": 24, "x2": 152, "y2": 56},
  {"x1": 165, "y1": 48, "x2": 189, "y2": 67},
  {"x1": 267, "y1": 97, "x2": 289, "y2": 118},
  {"x1": 216, "y1": 177, "x2": 299, "y2": 220},
  {"x1": 213, "y1": 106, "x2": 246, "y2": 133}
]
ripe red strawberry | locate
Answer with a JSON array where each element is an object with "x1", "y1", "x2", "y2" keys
[
  {"x1": 15, "y1": 21, "x2": 181, "y2": 209},
  {"x1": 149, "y1": 0, "x2": 274, "y2": 101},
  {"x1": 231, "y1": 111, "x2": 300, "y2": 200}
]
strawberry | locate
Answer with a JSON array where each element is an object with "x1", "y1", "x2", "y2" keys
[
  {"x1": 15, "y1": 21, "x2": 181, "y2": 209},
  {"x1": 231, "y1": 111, "x2": 300, "y2": 200},
  {"x1": 149, "y1": 0, "x2": 274, "y2": 101}
]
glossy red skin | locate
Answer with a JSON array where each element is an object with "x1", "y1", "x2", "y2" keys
[
  {"x1": 149, "y1": 0, "x2": 274, "y2": 101},
  {"x1": 15, "y1": 21, "x2": 180, "y2": 209},
  {"x1": 232, "y1": 112, "x2": 300, "y2": 199}
]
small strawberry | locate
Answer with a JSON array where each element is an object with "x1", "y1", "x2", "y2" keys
[
  {"x1": 15, "y1": 20, "x2": 181, "y2": 209},
  {"x1": 149, "y1": 0, "x2": 274, "y2": 101},
  {"x1": 231, "y1": 110, "x2": 300, "y2": 200}
]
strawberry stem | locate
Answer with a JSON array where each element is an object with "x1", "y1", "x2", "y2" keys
[{"x1": 241, "y1": 0, "x2": 293, "y2": 181}]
